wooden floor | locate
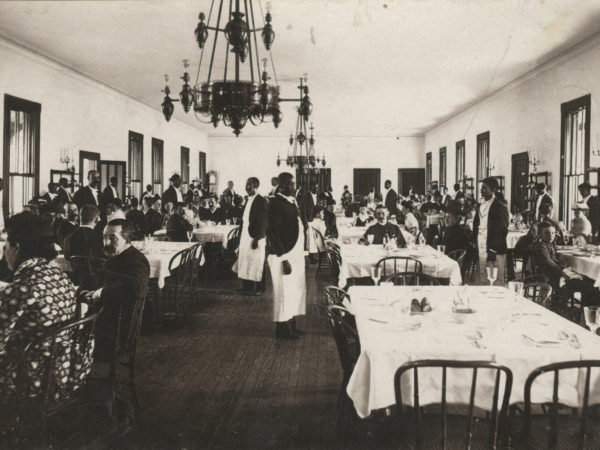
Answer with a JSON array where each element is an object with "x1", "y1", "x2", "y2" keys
[{"x1": 123, "y1": 264, "x2": 355, "y2": 449}]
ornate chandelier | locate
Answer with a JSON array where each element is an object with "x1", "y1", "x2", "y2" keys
[
  {"x1": 161, "y1": 0, "x2": 311, "y2": 137},
  {"x1": 277, "y1": 78, "x2": 325, "y2": 173}
]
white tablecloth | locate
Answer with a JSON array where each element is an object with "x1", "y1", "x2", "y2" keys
[
  {"x1": 425, "y1": 213, "x2": 445, "y2": 227},
  {"x1": 52, "y1": 241, "x2": 197, "y2": 289},
  {"x1": 559, "y1": 249, "x2": 600, "y2": 287},
  {"x1": 346, "y1": 285, "x2": 600, "y2": 418},
  {"x1": 337, "y1": 225, "x2": 367, "y2": 244},
  {"x1": 193, "y1": 225, "x2": 239, "y2": 245},
  {"x1": 506, "y1": 230, "x2": 527, "y2": 249},
  {"x1": 338, "y1": 244, "x2": 462, "y2": 287}
]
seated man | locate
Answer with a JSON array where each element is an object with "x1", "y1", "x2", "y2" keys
[
  {"x1": 84, "y1": 219, "x2": 150, "y2": 362},
  {"x1": 205, "y1": 197, "x2": 224, "y2": 224},
  {"x1": 143, "y1": 196, "x2": 163, "y2": 236},
  {"x1": 126, "y1": 197, "x2": 145, "y2": 240},
  {"x1": 227, "y1": 195, "x2": 244, "y2": 223},
  {"x1": 167, "y1": 203, "x2": 194, "y2": 242},
  {"x1": 344, "y1": 196, "x2": 361, "y2": 218},
  {"x1": 361, "y1": 205, "x2": 407, "y2": 247},
  {"x1": 539, "y1": 203, "x2": 565, "y2": 245},
  {"x1": 63, "y1": 204, "x2": 104, "y2": 259},
  {"x1": 440, "y1": 201, "x2": 471, "y2": 255},
  {"x1": 355, "y1": 204, "x2": 372, "y2": 227},
  {"x1": 514, "y1": 222, "x2": 538, "y2": 259},
  {"x1": 323, "y1": 205, "x2": 339, "y2": 238},
  {"x1": 420, "y1": 195, "x2": 436, "y2": 214},
  {"x1": 532, "y1": 221, "x2": 596, "y2": 303}
]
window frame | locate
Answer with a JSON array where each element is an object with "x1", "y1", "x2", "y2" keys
[
  {"x1": 128, "y1": 131, "x2": 144, "y2": 200},
  {"x1": 439, "y1": 147, "x2": 447, "y2": 188},
  {"x1": 151, "y1": 137, "x2": 164, "y2": 196},
  {"x1": 455, "y1": 139, "x2": 465, "y2": 184}
]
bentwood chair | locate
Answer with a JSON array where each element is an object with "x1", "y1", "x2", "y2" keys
[
  {"x1": 394, "y1": 359, "x2": 513, "y2": 450},
  {"x1": 324, "y1": 286, "x2": 351, "y2": 308},
  {"x1": 381, "y1": 272, "x2": 441, "y2": 286},
  {"x1": 312, "y1": 228, "x2": 333, "y2": 279},
  {"x1": 326, "y1": 241, "x2": 342, "y2": 284},
  {"x1": 14, "y1": 313, "x2": 99, "y2": 448},
  {"x1": 519, "y1": 360, "x2": 600, "y2": 449},
  {"x1": 523, "y1": 281, "x2": 553, "y2": 308},
  {"x1": 375, "y1": 257, "x2": 423, "y2": 280},
  {"x1": 163, "y1": 245, "x2": 196, "y2": 318}
]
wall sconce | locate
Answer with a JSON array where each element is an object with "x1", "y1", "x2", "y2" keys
[
  {"x1": 60, "y1": 147, "x2": 74, "y2": 171},
  {"x1": 527, "y1": 148, "x2": 541, "y2": 173}
]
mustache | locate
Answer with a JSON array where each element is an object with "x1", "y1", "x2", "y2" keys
[{"x1": 104, "y1": 245, "x2": 116, "y2": 255}]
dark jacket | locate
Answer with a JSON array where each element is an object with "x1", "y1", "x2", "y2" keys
[
  {"x1": 102, "y1": 185, "x2": 119, "y2": 207},
  {"x1": 268, "y1": 195, "x2": 300, "y2": 257},
  {"x1": 362, "y1": 222, "x2": 406, "y2": 247},
  {"x1": 441, "y1": 223, "x2": 472, "y2": 255},
  {"x1": 472, "y1": 197, "x2": 509, "y2": 259},
  {"x1": 144, "y1": 208, "x2": 164, "y2": 236},
  {"x1": 227, "y1": 206, "x2": 244, "y2": 223},
  {"x1": 345, "y1": 202, "x2": 360, "y2": 218},
  {"x1": 63, "y1": 226, "x2": 104, "y2": 259},
  {"x1": 586, "y1": 196, "x2": 600, "y2": 236},
  {"x1": 324, "y1": 209, "x2": 339, "y2": 238},
  {"x1": 243, "y1": 195, "x2": 268, "y2": 240},
  {"x1": 94, "y1": 246, "x2": 149, "y2": 362},
  {"x1": 73, "y1": 186, "x2": 102, "y2": 209},
  {"x1": 167, "y1": 214, "x2": 193, "y2": 242},
  {"x1": 56, "y1": 186, "x2": 72, "y2": 204},
  {"x1": 384, "y1": 189, "x2": 398, "y2": 215},
  {"x1": 531, "y1": 240, "x2": 564, "y2": 287},
  {"x1": 56, "y1": 220, "x2": 78, "y2": 248},
  {"x1": 206, "y1": 207, "x2": 224, "y2": 224},
  {"x1": 162, "y1": 186, "x2": 182, "y2": 206},
  {"x1": 301, "y1": 192, "x2": 318, "y2": 225},
  {"x1": 533, "y1": 193, "x2": 553, "y2": 222},
  {"x1": 126, "y1": 208, "x2": 145, "y2": 240}
]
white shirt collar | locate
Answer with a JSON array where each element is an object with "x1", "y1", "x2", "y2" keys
[
  {"x1": 80, "y1": 224, "x2": 94, "y2": 229},
  {"x1": 278, "y1": 192, "x2": 298, "y2": 205},
  {"x1": 582, "y1": 194, "x2": 591, "y2": 202}
]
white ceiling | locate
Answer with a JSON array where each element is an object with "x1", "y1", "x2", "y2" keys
[{"x1": 2, "y1": 0, "x2": 600, "y2": 138}]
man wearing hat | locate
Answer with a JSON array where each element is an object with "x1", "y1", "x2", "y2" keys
[
  {"x1": 440, "y1": 201, "x2": 471, "y2": 256},
  {"x1": 578, "y1": 182, "x2": 599, "y2": 237},
  {"x1": 162, "y1": 174, "x2": 184, "y2": 206},
  {"x1": 472, "y1": 177, "x2": 509, "y2": 285}
]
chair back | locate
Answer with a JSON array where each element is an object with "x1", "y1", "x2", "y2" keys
[
  {"x1": 376, "y1": 256, "x2": 423, "y2": 279},
  {"x1": 312, "y1": 227, "x2": 327, "y2": 254},
  {"x1": 395, "y1": 359, "x2": 513, "y2": 450},
  {"x1": 324, "y1": 286, "x2": 351, "y2": 307},
  {"x1": 326, "y1": 305, "x2": 361, "y2": 380},
  {"x1": 447, "y1": 248, "x2": 467, "y2": 264},
  {"x1": 523, "y1": 281, "x2": 552, "y2": 307},
  {"x1": 68, "y1": 255, "x2": 107, "y2": 290},
  {"x1": 381, "y1": 272, "x2": 440, "y2": 286},
  {"x1": 17, "y1": 313, "x2": 99, "y2": 411},
  {"x1": 326, "y1": 241, "x2": 342, "y2": 282},
  {"x1": 523, "y1": 360, "x2": 600, "y2": 450},
  {"x1": 226, "y1": 226, "x2": 241, "y2": 253}
]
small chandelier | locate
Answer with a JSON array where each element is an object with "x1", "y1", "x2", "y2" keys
[
  {"x1": 277, "y1": 79, "x2": 324, "y2": 173},
  {"x1": 161, "y1": 0, "x2": 311, "y2": 137}
]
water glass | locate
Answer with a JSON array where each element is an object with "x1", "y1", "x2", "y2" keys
[
  {"x1": 437, "y1": 245, "x2": 446, "y2": 254},
  {"x1": 507, "y1": 281, "x2": 523, "y2": 301},
  {"x1": 370, "y1": 267, "x2": 380, "y2": 285},
  {"x1": 584, "y1": 306, "x2": 600, "y2": 335},
  {"x1": 186, "y1": 231, "x2": 193, "y2": 242},
  {"x1": 486, "y1": 266, "x2": 498, "y2": 286},
  {"x1": 226, "y1": 219, "x2": 231, "y2": 225},
  {"x1": 367, "y1": 234, "x2": 375, "y2": 245}
]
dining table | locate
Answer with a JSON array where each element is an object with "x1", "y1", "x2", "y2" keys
[
  {"x1": 345, "y1": 285, "x2": 600, "y2": 419},
  {"x1": 558, "y1": 245, "x2": 600, "y2": 287},
  {"x1": 337, "y1": 243, "x2": 462, "y2": 287},
  {"x1": 506, "y1": 229, "x2": 527, "y2": 249},
  {"x1": 192, "y1": 224, "x2": 239, "y2": 245}
]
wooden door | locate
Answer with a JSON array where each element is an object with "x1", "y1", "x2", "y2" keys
[
  {"x1": 398, "y1": 169, "x2": 425, "y2": 197},
  {"x1": 353, "y1": 169, "x2": 381, "y2": 197},
  {"x1": 79, "y1": 150, "x2": 100, "y2": 184},
  {"x1": 99, "y1": 160, "x2": 126, "y2": 200},
  {"x1": 511, "y1": 152, "x2": 529, "y2": 213}
]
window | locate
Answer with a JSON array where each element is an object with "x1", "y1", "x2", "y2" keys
[
  {"x1": 455, "y1": 139, "x2": 465, "y2": 184},
  {"x1": 3, "y1": 95, "x2": 41, "y2": 217},
  {"x1": 439, "y1": 147, "x2": 447, "y2": 188},
  {"x1": 560, "y1": 95, "x2": 590, "y2": 224},
  {"x1": 476, "y1": 132, "x2": 490, "y2": 200},
  {"x1": 199, "y1": 151, "x2": 206, "y2": 185},
  {"x1": 128, "y1": 131, "x2": 143, "y2": 200},
  {"x1": 425, "y1": 152, "x2": 432, "y2": 186},
  {"x1": 151, "y1": 138, "x2": 163, "y2": 195},
  {"x1": 181, "y1": 146, "x2": 190, "y2": 189}
]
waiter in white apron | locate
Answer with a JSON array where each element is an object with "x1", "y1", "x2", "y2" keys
[
  {"x1": 472, "y1": 177, "x2": 509, "y2": 285},
  {"x1": 267, "y1": 172, "x2": 306, "y2": 339},
  {"x1": 234, "y1": 177, "x2": 268, "y2": 295}
]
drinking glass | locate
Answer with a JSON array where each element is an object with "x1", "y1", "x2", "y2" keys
[
  {"x1": 507, "y1": 281, "x2": 523, "y2": 301},
  {"x1": 367, "y1": 234, "x2": 374, "y2": 245},
  {"x1": 226, "y1": 219, "x2": 231, "y2": 225},
  {"x1": 186, "y1": 231, "x2": 193, "y2": 242},
  {"x1": 486, "y1": 266, "x2": 498, "y2": 286},
  {"x1": 437, "y1": 245, "x2": 446, "y2": 254},
  {"x1": 370, "y1": 267, "x2": 381, "y2": 285},
  {"x1": 232, "y1": 217, "x2": 237, "y2": 225},
  {"x1": 584, "y1": 306, "x2": 600, "y2": 335}
]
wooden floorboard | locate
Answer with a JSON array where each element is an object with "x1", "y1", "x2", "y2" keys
[{"x1": 124, "y1": 264, "x2": 352, "y2": 449}]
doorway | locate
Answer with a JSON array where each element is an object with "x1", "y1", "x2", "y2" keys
[
  {"x1": 511, "y1": 152, "x2": 529, "y2": 214},
  {"x1": 353, "y1": 169, "x2": 380, "y2": 198},
  {"x1": 79, "y1": 151, "x2": 100, "y2": 185},
  {"x1": 99, "y1": 160, "x2": 126, "y2": 201},
  {"x1": 295, "y1": 169, "x2": 331, "y2": 196},
  {"x1": 398, "y1": 169, "x2": 425, "y2": 197}
]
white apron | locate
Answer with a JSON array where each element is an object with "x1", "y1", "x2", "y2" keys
[
  {"x1": 268, "y1": 216, "x2": 307, "y2": 322},
  {"x1": 235, "y1": 195, "x2": 266, "y2": 282}
]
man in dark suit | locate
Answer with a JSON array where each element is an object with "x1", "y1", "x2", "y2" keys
[
  {"x1": 167, "y1": 203, "x2": 193, "y2": 242},
  {"x1": 578, "y1": 182, "x2": 600, "y2": 237},
  {"x1": 40, "y1": 182, "x2": 59, "y2": 204},
  {"x1": 440, "y1": 201, "x2": 471, "y2": 255},
  {"x1": 63, "y1": 204, "x2": 104, "y2": 259},
  {"x1": 236, "y1": 177, "x2": 268, "y2": 295},
  {"x1": 56, "y1": 178, "x2": 72, "y2": 204},
  {"x1": 300, "y1": 183, "x2": 319, "y2": 226},
  {"x1": 73, "y1": 170, "x2": 102, "y2": 209},
  {"x1": 143, "y1": 196, "x2": 163, "y2": 236},
  {"x1": 102, "y1": 176, "x2": 120, "y2": 209},
  {"x1": 453, "y1": 183, "x2": 464, "y2": 201},
  {"x1": 162, "y1": 174, "x2": 184, "y2": 206},
  {"x1": 126, "y1": 197, "x2": 145, "y2": 240},
  {"x1": 56, "y1": 202, "x2": 79, "y2": 248},
  {"x1": 205, "y1": 197, "x2": 224, "y2": 224},
  {"x1": 420, "y1": 195, "x2": 437, "y2": 214},
  {"x1": 140, "y1": 184, "x2": 155, "y2": 204},
  {"x1": 84, "y1": 219, "x2": 150, "y2": 362},
  {"x1": 361, "y1": 205, "x2": 406, "y2": 247},
  {"x1": 222, "y1": 180, "x2": 236, "y2": 199},
  {"x1": 383, "y1": 180, "x2": 398, "y2": 215},
  {"x1": 227, "y1": 195, "x2": 244, "y2": 224},
  {"x1": 267, "y1": 172, "x2": 306, "y2": 339},
  {"x1": 473, "y1": 177, "x2": 509, "y2": 285},
  {"x1": 533, "y1": 182, "x2": 553, "y2": 222}
]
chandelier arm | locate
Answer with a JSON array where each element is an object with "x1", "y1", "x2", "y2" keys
[
  {"x1": 195, "y1": 0, "x2": 216, "y2": 85},
  {"x1": 244, "y1": 0, "x2": 255, "y2": 85},
  {"x1": 207, "y1": 0, "x2": 226, "y2": 85},
  {"x1": 249, "y1": 0, "x2": 263, "y2": 82},
  {"x1": 193, "y1": 110, "x2": 217, "y2": 124},
  {"x1": 223, "y1": 0, "x2": 232, "y2": 81}
]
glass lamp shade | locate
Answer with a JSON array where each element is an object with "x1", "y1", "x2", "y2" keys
[
  {"x1": 262, "y1": 15, "x2": 275, "y2": 50},
  {"x1": 162, "y1": 96, "x2": 174, "y2": 121},
  {"x1": 225, "y1": 12, "x2": 250, "y2": 62},
  {"x1": 180, "y1": 84, "x2": 195, "y2": 113},
  {"x1": 195, "y1": 13, "x2": 209, "y2": 48}
]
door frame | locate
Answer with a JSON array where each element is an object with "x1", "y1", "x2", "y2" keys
[
  {"x1": 511, "y1": 152, "x2": 529, "y2": 214},
  {"x1": 79, "y1": 150, "x2": 101, "y2": 184},
  {"x1": 353, "y1": 168, "x2": 381, "y2": 196},
  {"x1": 398, "y1": 168, "x2": 426, "y2": 197},
  {"x1": 99, "y1": 160, "x2": 127, "y2": 200}
]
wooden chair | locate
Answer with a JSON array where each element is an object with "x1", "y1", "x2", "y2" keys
[
  {"x1": 375, "y1": 256, "x2": 423, "y2": 280},
  {"x1": 312, "y1": 228, "x2": 333, "y2": 278},
  {"x1": 326, "y1": 240, "x2": 342, "y2": 283},
  {"x1": 520, "y1": 360, "x2": 600, "y2": 449},
  {"x1": 394, "y1": 359, "x2": 513, "y2": 449},
  {"x1": 14, "y1": 313, "x2": 99, "y2": 447},
  {"x1": 162, "y1": 246, "x2": 196, "y2": 318},
  {"x1": 523, "y1": 281, "x2": 553, "y2": 307},
  {"x1": 324, "y1": 286, "x2": 351, "y2": 308},
  {"x1": 226, "y1": 226, "x2": 241, "y2": 253},
  {"x1": 381, "y1": 272, "x2": 441, "y2": 286},
  {"x1": 68, "y1": 256, "x2": 107, "y2": 291}
]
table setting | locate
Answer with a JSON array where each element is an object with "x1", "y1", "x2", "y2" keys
[
  {"x1": 337, "y1": 243, "x2": 462, "y2": 287},
  {"x1": 557, "y1": 244, "x2": 600, "y2": 287},
  {"x1": 130, "y1": 240, "x2": 198, "y2": 288},
  {"x1": 192, "y1": 223, "x2": 239, "y2": 245},
  {"x1": 345, "y1": 285, "x2": 600, "y2": 419}
]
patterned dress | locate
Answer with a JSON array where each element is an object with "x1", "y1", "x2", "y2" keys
[{"x1": 0, "y1": 257, "x2": 93, "y2": 402}]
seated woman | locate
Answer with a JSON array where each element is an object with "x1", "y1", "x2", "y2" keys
[
  {"x1": 0, "y1": 213, "x2": 92, "y2": 403},
  {"x1": 571, "y1": 203, "x2": 592, "y2": 238},
  {"x1": 307, "y1": 206, "x2": 328, "y2": 256},
  {"x1": 401, "y1": 200, "x2": 420, "y2": 236},
  {"x1": 355, "y1": 205, "x2": 372, "y2": 227},
  {"x1": 570, "y1": 217, "x2": 591, "y2": 247}
]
